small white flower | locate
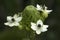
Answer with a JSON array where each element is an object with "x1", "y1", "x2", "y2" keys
[
  {"x1": 31, "y1": 20, "x2": 49, "y2": 34},
  {"x1": 36, "y1": 4, "x2": 52, "y2": 14},
  {"x1": 4, "y1": 14, "x2": 22, "y2": 27}
]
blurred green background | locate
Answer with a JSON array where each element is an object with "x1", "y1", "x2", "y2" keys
[{"x1": 0, "y1": 0, "x2": 60, "y2": 40}]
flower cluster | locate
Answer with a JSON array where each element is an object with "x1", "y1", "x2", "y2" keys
[{"x1": 4, "y1": 4, "x2": 52, "y2": 35}]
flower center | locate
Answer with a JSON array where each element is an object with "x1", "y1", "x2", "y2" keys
[
  {"x1": 12, "y1": 18, "x2": 15, "y2": 22},
  {"x1": 37, "y1": 24, "x2": 41, "y2": 27}
]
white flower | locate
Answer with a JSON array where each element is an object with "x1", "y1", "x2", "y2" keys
[
  {"x1": 42, "y1": 5, "x2": 52, "y2": 14},
  {"x1": 31, "y1": 20, "x2": 49, "y2": 34},
  {"x1": 36, "y1": 4, "x2": 52, "y2": 14},
  {"x1": 4, "y1": 14, "x2": 22, "y2": 27}
]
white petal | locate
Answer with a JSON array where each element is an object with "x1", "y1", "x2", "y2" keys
[
  {"x1": 15, "y1": 17, "x2": 22, "y2": 22},
  {"x1": 36, "y1": 4, "x2": 42, "y2": 10},
  {"x1": 36, "y1": 29, "x2": 41, "y2": 34},
  {"x1": 46, "y1": 10, "x2": 52, "y2": 13},
  {"x1": 44, "y1": 5, "x2": 48, "y2": 10},
  {"x1": 4, "y1": 22, "x2": 10, "y2": 25},
  {"x1": 41, "y1": 28, "x2": 47, "y2": 32},
  {"x1": 9, "y1": 22, "x2": 20, "y2": 27},
  {"x1": 41, "y1": 25, "x2": 49, "y2": 32},
  {"x1": 13, "y1": 14, "x2": 18, "y2": 19},
  {"x1": 7, "y1": 16, "x2": 12, "y2": 22},
  {"x1": 9, "y1": 23, "x2": 15, "y2": 27},
  {"x1": 4, "y1": 22, "x2": 14, "y2": 27},
  {"x1": 43, "y1": 25, "x2": 49, "y2": 28},
  {"x1": 45, "y1": 6, "x2": 47, "y2": 10},
  {"x1": 31, "y1": 22, "x2": 37, "y2": 31},
  {"x1": 14, "y1": 22, "x2": 19, "y2": 26},
  {"x1": 37, "y1": 20, "x2": 43, "y2": 26}
]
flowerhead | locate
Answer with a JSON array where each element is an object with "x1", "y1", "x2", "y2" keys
[
  {"x1": 36, "y1": 4, "x2": 52, "y2": 14},
  {"x1": 31, "y1": 19, "x2": 49, "y2": 34},
  {"x1": 4, "y1": 14, "x2": 22, "y2": 27}
]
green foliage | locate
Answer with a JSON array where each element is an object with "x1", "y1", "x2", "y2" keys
[
  {"x1": 40, "y1": 11, "x2": 48, "y2": 20},
  {"x1": 21, "y1": 5, "x2": 48, "y2": 30},
  {"x1": 22, "y1": 5, "x2": 40, "y2": 30}
]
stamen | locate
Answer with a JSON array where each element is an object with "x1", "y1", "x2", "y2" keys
[
  {"x1": 12, "y1": 18, "x2": 15, "y2": 22},
  {"x1": 38, "y1": 24, "x2": 41, "y2": 27}
]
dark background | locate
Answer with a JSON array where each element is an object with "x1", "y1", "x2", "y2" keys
[{"x1": 0, "y1": 0, "x2": 60, "y2": 40}]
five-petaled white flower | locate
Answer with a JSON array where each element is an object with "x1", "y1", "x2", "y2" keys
[
  {"x1": 36, "y1": 4, "x2": 52, "y2": 14},
  {"x1": 31, "y1": 20, "x2": 49, "y2": 34},
  {"x1": 4, "y1": 14, "x2": 22, "y2": 27}
]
